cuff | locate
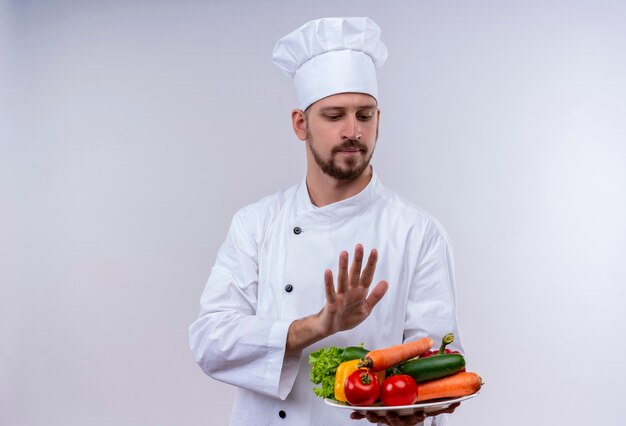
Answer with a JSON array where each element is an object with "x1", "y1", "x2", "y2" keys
[{"x1": 265, "y1": 318, "x2": 301, "y2": 400}]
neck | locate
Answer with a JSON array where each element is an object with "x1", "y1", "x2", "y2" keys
[{"x1": 305, "y1": 165, "x2": 373, "y2": 207}]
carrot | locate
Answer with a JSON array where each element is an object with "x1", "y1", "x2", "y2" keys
[
  {"x1": 358, "y1": 337, "x2": 434, "y2": 372},
  {"x1": 415, "y1": 371, "x2": 482, "y2": 402}
]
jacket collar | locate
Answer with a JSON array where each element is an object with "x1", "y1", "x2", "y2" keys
[{"x1": 294, "y1": 168, "x2": 382, "y2": 222}]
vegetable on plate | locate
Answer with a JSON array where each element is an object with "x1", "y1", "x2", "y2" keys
[
  {"x1": 422, "y1": 333, "x2": 456, "y2": 356},
  {"x1": 380, "y1": 375, "x2": 418, "y2": 406},
  {"x1": 398, "y1": 353, "x2": 466, "y2": 383},
  {"x1": 415, "y1": 371, "x2": 483, "y2": 402},
  {"x1": 309, "y1": 345, "x2": 370, "y2": 399},
  {"x1": 341, "y1": 346, "x2": 369, "y2": 362},
  {"x1": 344, "y1": 369, "x2": 380, "y2": 406},
  {"x1": 309, "y1": 346, "x2": 344, "y2": 398},
  {"x1": 334, "y1": 359, "x2": 385, "y2": 403},
  {"x1": 309, "y1": 333, "x2": 482, "y2": 407},
  {"x1": 358, "y1": 337, "x2": 434, "y2": 372}
]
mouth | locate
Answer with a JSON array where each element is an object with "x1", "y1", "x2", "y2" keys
[
  {"x1": 334, "y1": 144, "x2": 367, "y2": 154},
  {"x1": 336, "y1": 149, "x2": 365, "y2": 158}
]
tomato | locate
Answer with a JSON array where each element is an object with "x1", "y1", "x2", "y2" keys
[
  {"x1": 344, "y1": 369, "x2": 380, "y2": 406},
  {"x1": 380, "y1": 375, "x2": 418, "y2": 406}
]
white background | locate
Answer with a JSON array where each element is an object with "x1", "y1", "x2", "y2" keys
[{"x1": 2, "y1": 1, "x2": 625, "y2": 425}]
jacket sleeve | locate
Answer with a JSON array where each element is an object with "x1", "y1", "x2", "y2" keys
[
  {"x1": 403, "y1": 220, "x2": 463, "y2": 353},
  {"x1": 188, "y1": 209, "x2": 300, "y2": 400}
]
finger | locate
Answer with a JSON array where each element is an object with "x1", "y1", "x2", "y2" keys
[
  {"x1": 364, "y1": 412, "x2": 387, "y2": 424},
  {"x1": 387, "y1": 411, "x2": 426, "y2": 426},
  {"x1": 365, "y1": 280, "x2": 388, "y2": 310},
  {"x1": 384, "y1": 412, "x2": 401, "y2": 426},
  {"x1": 413, "y1": 411, "x2": 428, "y2": 423},
  {"x1": 442, "y1": 402, "x2": 461, "y2": 413},
  {"x1": 348, "y1": 243, "x2": 364, "y2": 287},
  {"x1": 359, "y1": 248, "x2": 379, "y2": 288},
  {"x1": 336, "y1": 250, "x2": 349, "y2": 294},
  {"x1": 387, "y1": 412, "x2": 426, "y2": 426},
  {"x1": 427, "y1": 402, "x2": 461, "y2": 416},
  {"x1": 324, "y1": 269, "x2": 336, "y2": 304},
  {"x1": 349, "y1": 412, "x2": 365, "y2": 420}
]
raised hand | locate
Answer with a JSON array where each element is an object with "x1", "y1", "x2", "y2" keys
[
  {"x1": 316, "y1": 243, "x2": 389, "y2": 335},
  {"x1": 285, "y1": 244, "x2": 388, "y2": 356}
]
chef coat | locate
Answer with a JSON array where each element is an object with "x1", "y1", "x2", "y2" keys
[{"x1": 189, "y1": 171, "x2": 463, "y2": 426}]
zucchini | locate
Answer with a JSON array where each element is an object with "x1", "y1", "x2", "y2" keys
[
  {"x1": 341, "y1": 346, "x2": 369, "y2": 362},
  {"x1": 398, "y1": 353, "x2": 465, "y2": 383}
]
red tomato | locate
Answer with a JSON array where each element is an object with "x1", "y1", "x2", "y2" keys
[
  {"x1": 344, "y1": 369, "x2": 380, "y2": 406},
  {"x1": 380, "y1": 375, "x2": 418, "y2": 406}
]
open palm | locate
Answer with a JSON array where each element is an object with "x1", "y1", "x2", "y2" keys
[{"x1": 318, "y1": 244, "x2": 389, "y2": 334}]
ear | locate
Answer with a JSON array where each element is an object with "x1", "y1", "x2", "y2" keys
[{"x1": 291, "y1": 109, "x2": 307, "y2": 141}]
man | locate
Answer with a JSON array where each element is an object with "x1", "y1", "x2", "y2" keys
[{"x1": 189, "y1": 17, "x2": 462, "y2": 425}]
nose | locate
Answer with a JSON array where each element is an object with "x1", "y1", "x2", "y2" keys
[{"x1": 341, "y1": 115, "x2": 361, "y2": 140}]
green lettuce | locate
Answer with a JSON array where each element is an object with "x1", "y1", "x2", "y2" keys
[{"x1": 308, "y1": 346, "x2": 344, "y2": 399}]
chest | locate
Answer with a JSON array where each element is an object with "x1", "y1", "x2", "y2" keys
[{"x1": 254, "y1": 207, "x2": 418, "y2": 327}]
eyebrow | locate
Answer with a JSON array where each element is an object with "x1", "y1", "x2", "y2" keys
[{"x1": 318, "y1": 105, "x2": 378, "y2": 113}]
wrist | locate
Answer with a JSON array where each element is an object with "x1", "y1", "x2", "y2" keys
[{"x1": 285, "y1": 314, "x2": 329, "y2": 357}]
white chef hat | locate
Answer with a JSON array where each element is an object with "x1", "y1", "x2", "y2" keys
[{"x1": 272, "y1": 17, "x2": 388, "y2": 111}]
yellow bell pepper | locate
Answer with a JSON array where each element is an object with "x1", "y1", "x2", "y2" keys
[{"x1": 334, "y1": 359, "x2": 386, "y2": 402}]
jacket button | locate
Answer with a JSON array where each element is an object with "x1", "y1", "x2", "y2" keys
[
  {"x1": 293, "y1": 226, "x2": 302, "y2": 235},
  {"x1": 279, "y1": 410, "x2": 286, "y2": 419},
  {"x1": 285, "y1": 284, "x2": 293, "y2": 293}
]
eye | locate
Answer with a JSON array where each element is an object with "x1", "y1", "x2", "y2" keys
[
  {"x1": 324, "y1": 114, "x2": 343, "y2": 121},
  {"x1": 358, "y1": 113, "x2": 373, "y2": 121}
]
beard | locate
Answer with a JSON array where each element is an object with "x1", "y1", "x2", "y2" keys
[{"x1": 306, "y1": 131, "x2": 375, "y2": 181}]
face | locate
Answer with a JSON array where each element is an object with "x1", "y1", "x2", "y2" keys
[{"x1": 293, "y1": 93, "x2": 380, "y2": 181}]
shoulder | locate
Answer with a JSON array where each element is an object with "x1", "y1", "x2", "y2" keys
[
  {"x1": 230, "y1": 182, "x2": 299, "y2": 235},
  {"x1": 376, "y1": 183, "x2": 452, "y2": 244}
]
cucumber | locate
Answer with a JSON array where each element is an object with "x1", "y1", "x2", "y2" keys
[
  {"x1": 341, "y1": 346, "x2": 369, "y2": 362},
  {"x1": 398, "y1": 354, "x2": 465, "y2": 383}
]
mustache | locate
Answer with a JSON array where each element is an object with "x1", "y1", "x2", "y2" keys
[{"x1": 331, "y1": 139, "x2": 368, "y2": 154}]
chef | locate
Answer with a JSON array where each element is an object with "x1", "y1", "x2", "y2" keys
[{"x1": 189, "y1": 17, "x2": 463, "y2": 426}]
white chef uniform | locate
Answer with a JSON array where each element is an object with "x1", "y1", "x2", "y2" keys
[{"x1": 189, "y1": 171, "x2": 463, "y2": 425}]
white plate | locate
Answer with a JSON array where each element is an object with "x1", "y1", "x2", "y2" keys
[{"x1": 324, "y1": 391, "x2": 480, "y2": 416}]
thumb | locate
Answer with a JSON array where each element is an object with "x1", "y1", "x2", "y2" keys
[{"x1": 365, "y1": 280, "x2": 388, "y2": 309}]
